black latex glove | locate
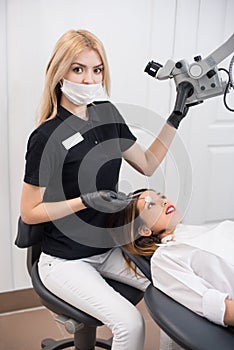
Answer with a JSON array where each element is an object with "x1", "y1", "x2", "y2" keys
[
  {"x1": 80, "y1": 190, "x2": 131, "y2": 213},
  {"x1": 167, "y1": 105, "x2": 189, "y2": 129}
]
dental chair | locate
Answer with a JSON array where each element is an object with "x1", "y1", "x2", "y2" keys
[
  {"x1": 15, "y1": 218, "x2": 144, "y2": 350},
  {"x1": 121, "y1": 249, "x2": 234, "y2": 350}
]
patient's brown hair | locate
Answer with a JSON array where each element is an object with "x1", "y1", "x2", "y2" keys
[{"x1": 107, "y1": 189, "x2": 159, "y2": 272}]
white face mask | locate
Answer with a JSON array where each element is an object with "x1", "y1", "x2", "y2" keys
[{"x1": 61, "y1": 79, "x2": 104, "y2": 105}]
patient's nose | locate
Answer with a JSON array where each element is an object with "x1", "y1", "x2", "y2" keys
[{"x1": 160, "y1": 198, "x2": 167, "y2": 207}]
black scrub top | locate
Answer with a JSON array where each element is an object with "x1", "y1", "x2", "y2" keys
[{"x1": 24, "y1": 101, "x2": 137, "y2": 259}]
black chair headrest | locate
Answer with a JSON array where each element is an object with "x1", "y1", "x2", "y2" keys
[{"x1": 120, "y1": 247, "x2": 152, "y2": 282}]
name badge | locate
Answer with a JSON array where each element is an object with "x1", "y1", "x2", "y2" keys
[{"x1": 62, "y1": 132, "x2": 84, "y2": 150}]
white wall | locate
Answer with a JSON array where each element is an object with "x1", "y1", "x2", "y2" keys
[
  {"x1": 1, "y1": 0, "x2": 234, "y2": 292},
  {"x1": 0, "y1": 0, "x2": 13, "y2": 291}
]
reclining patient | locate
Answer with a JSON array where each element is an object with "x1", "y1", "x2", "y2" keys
[{"x1": 108, "y1": 188, "x2": 234, "y2": 327}]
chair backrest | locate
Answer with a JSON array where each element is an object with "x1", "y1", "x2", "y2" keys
[
  {"x1": 15, "y1": 217, "x2": 43, "y2": 248},
  {"x1": 120, "y1": 247, "x2": 152, "y2": 281},
  {"x1": 15, "y1": 217, "x2": 44, "y2": 275}
]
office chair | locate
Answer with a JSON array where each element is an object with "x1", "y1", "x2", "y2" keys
[
  {"x1": 15, "y1": 218, "x2": 144, "y2": 350},
  {"x1": 121, "y1": 248, "x2": 234, "y2": 350}
]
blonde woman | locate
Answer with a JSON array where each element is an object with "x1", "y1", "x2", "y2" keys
[
  {"x1": 109, "y1": 189, "x2": 234, "y2": 349},
  {"x1": 20, "y1": 29, "x2": 191, "y2": 350}
]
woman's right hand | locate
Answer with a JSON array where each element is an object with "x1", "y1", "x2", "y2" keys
[{"x1": 80, "y1": 190, "x2": 130, "y2": 213}]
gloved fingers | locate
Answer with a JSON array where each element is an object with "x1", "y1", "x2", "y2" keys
[
  {"x1": 101, "y1": 190, "x2": 116, "y2": 201},
  {"x1": 115, "y1": 191, "x2": 129, "y2": 201},
  {"x1": 101, "y1": 191, "x2": 130, "y2": 202}
]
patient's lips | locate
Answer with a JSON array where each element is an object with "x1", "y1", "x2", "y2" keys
[{"x1": 165, "y1": 205, "x2": 176, "y2": 215}]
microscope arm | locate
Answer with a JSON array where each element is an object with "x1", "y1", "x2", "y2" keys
[{"x1": 188, "y1": 33, "x2": 234, "y2": 79}]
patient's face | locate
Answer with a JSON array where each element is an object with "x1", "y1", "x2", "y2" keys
[{"x1": 136, "y1": 190, "x2": 181, "y2": 236}]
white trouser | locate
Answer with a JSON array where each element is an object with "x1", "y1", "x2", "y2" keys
[
  {"x1": 38, "y1": 247, "x2": 150, "y2": 350},
  {"x1": 159, "y1": 330, "x2": 184, "y2": 350}
]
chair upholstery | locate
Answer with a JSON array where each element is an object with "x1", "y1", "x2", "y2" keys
[
  {"x1": 15, "y1": 218, "x2": 144, "y2": 350},
  {"x1": 120, "y1": 249, "x2": 234, "y2": 350},
  {"x1": 144, "y1": 284, "x2": 234, "y2": 350}
]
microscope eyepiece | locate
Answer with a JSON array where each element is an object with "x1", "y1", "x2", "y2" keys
[{"x1": 144, "y1": 61, "x2": 163, "y2": 78}]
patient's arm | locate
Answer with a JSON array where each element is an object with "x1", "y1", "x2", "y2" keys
[
  {"x1": 151, "y1": 244, "x2": 231, "y2": 326},
  {"x1": 224, "y1": 300, "x2": 234, "y2": 326}
]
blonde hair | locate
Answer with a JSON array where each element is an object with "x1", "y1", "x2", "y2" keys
[{"x1": 38, "y1": 29, "x2": 111, "y2": 126}]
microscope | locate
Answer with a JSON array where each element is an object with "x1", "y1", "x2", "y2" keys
[{"x1": 145, "y1": 33, "x2": 234, "y2": 113}]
